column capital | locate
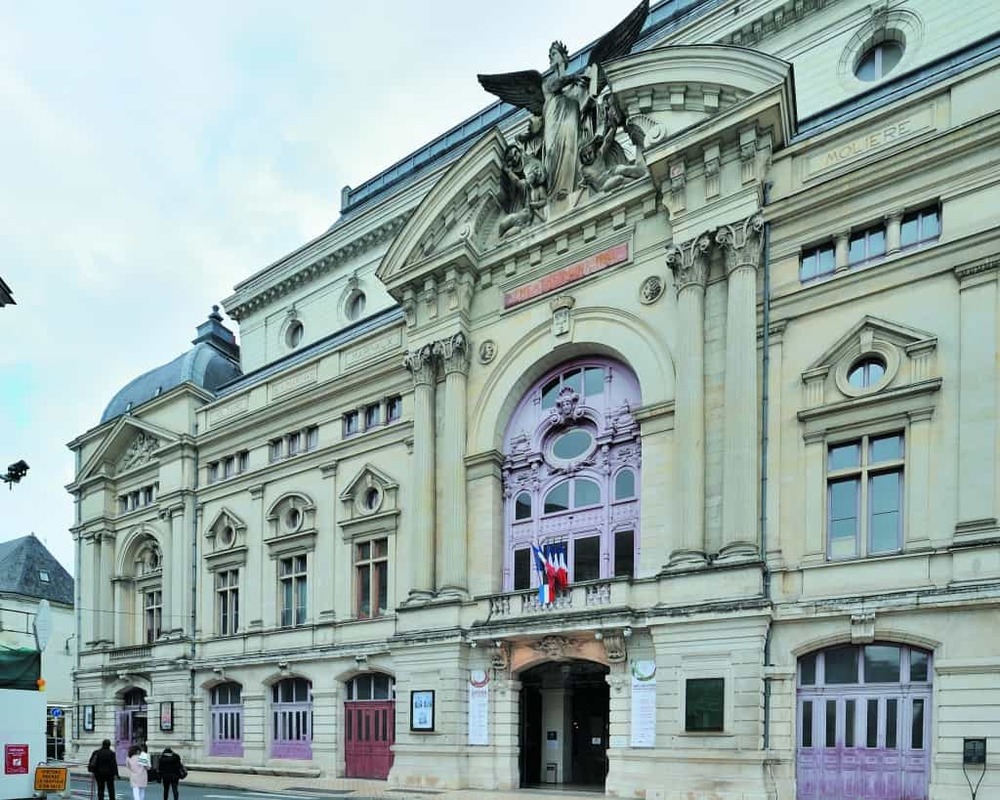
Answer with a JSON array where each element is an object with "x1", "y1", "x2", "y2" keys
[
  {"x1": 666, "y1": 231, "x2": 712, "y2": 293},
  {"x1": 716, "y1": 213, "x2": 764, "y2": 276},
  {"x1": 403, "y1": 343, "x2": 437, "y2": 386},
  {"x1": 434, "y1": 331, "x2": 470, "y2": 376}
]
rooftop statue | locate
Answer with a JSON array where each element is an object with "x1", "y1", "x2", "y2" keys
[{"x1": 478, "y1": 0, "x2": 650, "y2": 213}]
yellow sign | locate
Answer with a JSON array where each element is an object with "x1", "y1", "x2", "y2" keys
[{"x1": 33, "y1": 766, "x2": 68, "y2": 792}]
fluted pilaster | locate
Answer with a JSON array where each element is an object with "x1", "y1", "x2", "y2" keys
[
  {"x1": 664, "y1": 232, "x2": 712, "y2": 569},
  {"x1": 716, "y1": 214, "x2": 763, "y2": 562},
  {"x1": 435, "y1": 332, "x2": 470, "y2": 596},
  {"x1": 403, "y1": 344, "x2": 438, "y2": 599}
]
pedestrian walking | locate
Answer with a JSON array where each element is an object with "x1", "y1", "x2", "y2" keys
[
  {"x1": 125, "y1": 745, "x2": 149, "y2": 800},
  {"x1": 87, "y1": 739, "x2": 120, "y2": 800},
  {"x1": 157, "y1": 747, "x2": 185, "y2": 800}
]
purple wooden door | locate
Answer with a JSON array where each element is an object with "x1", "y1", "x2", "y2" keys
[
  {"x1": 115, "y1": 710, "x2": 131, "y2": 765},
  {"x1": 797, "y1": 645, "x2": 931, "y2": 800},
  {"x1": 344, "y1": 701, "x2": 394, "y2": 779},
  {"x1": 210, "y1": 704, "x2": 243, "y2": 757}
]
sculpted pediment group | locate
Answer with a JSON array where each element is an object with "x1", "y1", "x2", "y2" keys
[{"x1": 377, "y1": 2, "x2": 795, "y2": 310}]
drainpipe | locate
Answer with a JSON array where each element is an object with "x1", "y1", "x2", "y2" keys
[
  {"x1": 759, "y1": 181, "x2": 773, "y2": 755},
  {"x1": 74, "y1": 491, "x2": 82, "y2": 748},
  {"x1": 190, "y1": 443, "x2": 199, "y2": 745}
]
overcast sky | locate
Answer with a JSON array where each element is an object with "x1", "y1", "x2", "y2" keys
[{"x1": 0, "y1": 1, "x2": 649, "y2": 574}]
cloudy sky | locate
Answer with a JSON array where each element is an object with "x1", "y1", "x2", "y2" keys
[{"x1": 0, "y1": 1, "x2": 649, "y2": 573}]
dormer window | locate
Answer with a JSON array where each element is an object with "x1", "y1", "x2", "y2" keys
[{"x1": 38, "y1": 570, "x2": 50, "y2": 583}]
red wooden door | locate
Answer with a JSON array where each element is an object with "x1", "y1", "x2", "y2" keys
[{"x1": 344, "y1": 701, "x2": 394, "y2": 779}]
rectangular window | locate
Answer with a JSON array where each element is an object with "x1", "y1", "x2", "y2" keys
[
  {"x1": 223, "y1": 456, "x2": 235, "y2": 478},
  {"x1": 119, "y1": 496, "x2": 129, "y2": 514},
  {"x1": 143, "y1": 486, "x2": 154, "y2": 505},
  {"x1": 909, "y1": 650, "x2": 929, "y2": 682},
  {"x1": 825, "y1": 700, "x2": 837, "y2": 747},
  {"x1": 685, "y1": 678, "x2": 724, "y2": 732},
  {"x1": 217, "y1": 569, "x2": 240, "y2": 636},
  {"x1": 866, "y1": 699, "x2": 879, "y2": 748},
  {"x1": 238, "y1": 451, "x2": 249, "y2": 473},
  {"x1": 845, "y1": 699, "x2": 856, "y2": 747},
  {"x1": 885, "y1": 699, "x2": 898, "y2": 749},
  {"x1": 278, "y1": 555, "x2": 307, "y2": 627},
  {"x1": 800, "y1": 242, "x2": 836, "y2": 281},
  {"x1": 343, "y1": 411, "x2": 360, "y2": 437},
  {"x1": 386, "y1": 395, "x2": 402, "y2": 423},
  {"x1": 824, "y1": 646, "x2": 859, "y2": 684},
  {"x1": 613, "y1": 530, "x2": 634, "y2": 578},
  {"x1": 286, "y1": 432, "x2": 301, "y2": 457},
  {"x1": 364, "y1": 404, "x2": 380, "y2": 429},
  {"x1": 801, "y1": 701, "x2": 813, "y2": 748},
  {"x1": 827, "y1": 433, "x2": 904, "y2": 559},
  {"x1": 900, "y1": 205, "x2": 940, "y2": 249},
  {"x1": 911, "y1": 699, "x2": 924, "y2": 749},
  {"x1": 513, "y1": 548, "x2": 531, "y2": 591},
  {"x1": 573, "y1": 535, "x2": 601, "y2": 582},
  {"x1": 305, "y1": 427, "x2": 318, "y2": 451},
  {"x1": 144, "y1": 590, "x2": 162, "y2": 644},
  {"x1": 269, "y1": 440, "x2": 283, "y2": 462},
  {"x1": 800, "y1": 653, "x2": 817, "y2": 685},
  {"x1": 848, "y1": 224, "x2": 886, "y2": 266},
  {"x1": 355, "y1": 538, "x2": 389, "y2": 619}
]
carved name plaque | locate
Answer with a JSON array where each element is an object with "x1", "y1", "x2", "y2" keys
[
  {"x1": 343, "y1": 330, "x2": 402, "y2": 369},
  {"x1": 269, "y1": 365, "x2": 318, "y2": 400},
  {"x1": 504, "y1": 243, "x2": 629, "y2": 309},
  {"x1": 807, "y1": 105, "x2": 935, "y2": 178},
  {"x1": 208, "y1": 396, "x2": 249, "y2": 428}
]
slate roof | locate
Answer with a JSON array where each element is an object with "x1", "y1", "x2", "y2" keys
[
  {"x1": 100, "y1": 307, "x2": 242, "y2": 424},
  {"x1": 0, "y1": 535, "x2": 74, "y2": 606}
]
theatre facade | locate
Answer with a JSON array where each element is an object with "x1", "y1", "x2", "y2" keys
[{"x1": 69, "y1": 1, "x2": 1000, "y2": 798}]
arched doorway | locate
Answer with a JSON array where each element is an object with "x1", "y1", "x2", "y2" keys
[
  {"x1": 270, "y1": 677, "x2": 312, "y2": 760},
  {"x1": 796, "y1": 643, "x2": 932, "y2": 800},
  {"x1": 115, "y1": 688, "x2": 147, "y2": 765},
  {"x1": 344, "y1": 672, "x2": 395, "y2": 779},
  {"x1": 519, "y1": 660, "x2": 609, "y2": 790}
]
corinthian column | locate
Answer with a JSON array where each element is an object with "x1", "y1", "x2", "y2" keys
[
  {"x1": 403, "y1": 344, "x2": 438, "y2": 600},
  {"x1": 100, "y1": 533, "x2": 115, "y2": 643},
  {"x1": 435, "y1": 332, "x2": 470, "y2": 596},
  {"x1": 665, "y1": 233, "x2": 712, "y2": 569},
  {"x1": 716, "y1": 214, "x2": 764, "y2": 562}
]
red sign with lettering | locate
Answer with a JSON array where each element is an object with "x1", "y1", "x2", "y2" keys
[
  {"x1": 503, "y1": 242, "x2": 629, "y2": 309},
  {"x1": 4, "y1": 744, "x2": 29, "y2": 775}
]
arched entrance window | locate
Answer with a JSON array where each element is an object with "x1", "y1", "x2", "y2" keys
[
  {"x1": 344, "y1": 673, "x2": 395, "y2": 779},
  {"x1": 115, "y1": 688, "x2": 147, "y2": 765},
  {"x1": 209, "y1": 682, "x2": 243, "y2": 757},
  {"x1": 796, "y1": 643, "x2": 931, "y2": 800},
  {"x1": 503, "y1": 359, "x2": 641, "y2": 592},
  {"x1": 271, "y1": 677, "x2": 312, "y2": 760}
]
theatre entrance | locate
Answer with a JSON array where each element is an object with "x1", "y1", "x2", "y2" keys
[{"x1": 519, "y1": 659, "x2": 609, "y2": 790}]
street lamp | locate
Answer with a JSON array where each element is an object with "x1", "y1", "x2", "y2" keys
[{"x1": 1, "y1": 459, "x2": 29, "y2": 489}]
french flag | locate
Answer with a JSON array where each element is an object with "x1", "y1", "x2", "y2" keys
[
  {"x1": 533, "y1": 543, "x2": 552, "y2": 605},
  {"x1": 554, "y1": 543, "x2": 569, "y2": 590}
]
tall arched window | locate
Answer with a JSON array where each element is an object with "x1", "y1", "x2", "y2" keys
[
  {"x1": 271, "y1": 677, "x2": 312, "y2": 760},
  {"x1": 502, "y1": 358, "x2": 641, "y2": 591},
  {"x1": 209, "y1": 682, "x2": 243, "y2": 757}
]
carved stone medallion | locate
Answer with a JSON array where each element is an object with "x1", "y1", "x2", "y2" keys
[
  {"x1": 639, "y1": 275, "x2": 664, "y2": 305},
  {"x1": 478, "y1": 339, "x2": 498, "y2": 364}
]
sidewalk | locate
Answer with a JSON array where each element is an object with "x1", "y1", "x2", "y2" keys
[{"x1": 69, "y1": 766, "x2": 605, "y2": 800}]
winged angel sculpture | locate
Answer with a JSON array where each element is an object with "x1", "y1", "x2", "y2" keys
[{"x1": 478, "y1": 0, "x2": 650, "y2": 234}]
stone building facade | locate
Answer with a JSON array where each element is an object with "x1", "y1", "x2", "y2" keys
[{"x1": 69, "y1": 1, "x2": 1000, "y2": 798}]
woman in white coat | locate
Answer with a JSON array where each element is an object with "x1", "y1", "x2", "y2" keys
[{"x1": 125, "y1": 745, "x2": 149, "y2": 800}]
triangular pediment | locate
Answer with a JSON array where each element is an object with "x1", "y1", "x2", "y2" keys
[
  {"x1": 806, "y1": 316, "x2": 936, "y2": 373},
  {"x1": 339, "y1": 463, "x2": 399, "y2": 502},
  {"x1": 78, "y1": 417, "x2": 179, "y2": 481},
  {"x1": 377, "y1": 128, "x2": 508, "y2": 294}
]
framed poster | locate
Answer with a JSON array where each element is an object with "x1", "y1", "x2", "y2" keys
[
  {"x1": 410, "y1": 690, "x2": 435, "y2": 732},
  {"x1": 82, "y1": 705, "x2": 95, "y2": 732},
  {"x1": 159, "y1": 702, "x2": 173, "y2": 732}
]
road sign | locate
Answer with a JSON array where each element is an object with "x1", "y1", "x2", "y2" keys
[
  {"x1": 50, "y1": 708, "x2": 62, "y2": 718},
  {"x1": 34, "y1": 765, "x2": 68, "y2": 792}
]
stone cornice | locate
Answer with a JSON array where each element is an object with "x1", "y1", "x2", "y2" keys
[
  {"x1": 719, "y1": 0, "x2": 837, "y2": 49},
  {"x1": 225, "y1": 212, "x2": 411, "y2": 321}
]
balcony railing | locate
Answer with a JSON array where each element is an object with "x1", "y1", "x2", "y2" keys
[
  {"x1": 489, "y1": 581, "x2": 614, "y2": 618},
  {"x1": 109, "y1": 644, "x2": 153, "y2": 661}
]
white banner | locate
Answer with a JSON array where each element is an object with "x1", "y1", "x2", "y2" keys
[
  {"x1": 630, "y1": 660, "x2": 657, "y2": 748},
  {"x1": 468, "y1": 670, "x2": 490, "y2": 746}
]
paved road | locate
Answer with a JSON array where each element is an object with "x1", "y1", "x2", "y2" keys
[{"x1": 69, "y1": 776, "x2": 383, "y2": 800}]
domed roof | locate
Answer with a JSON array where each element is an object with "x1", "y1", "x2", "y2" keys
[{"x1": 100, "y1": 307, "x2": 242, "y2": 424}]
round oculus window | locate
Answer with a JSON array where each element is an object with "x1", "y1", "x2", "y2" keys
[
  {"x1": 285, "y1": 320, "x2": 304, "y2": 349},
  {"x1": 284, "y1": 507, "x2": 302, "y2": 532},
  {"x1": 363, "y1": 487, "x2": 381, "y2": 512},
  {"x1": 551, "y1": 428, "x2": 594, "y2": 461},
  {"x1": 855, "y1": 40, "x2": 904, "y2": 82},
  {"x1": 848, "y1": 356, "x2": 887, "y2": 389}
]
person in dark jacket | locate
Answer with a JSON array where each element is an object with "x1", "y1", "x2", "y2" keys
[
  {"x1": 88, "y1": 739, "x2": 120, "y2": 800},
  {"x1": 157, "y1": 747, "x2": 184, "y2": 800}
]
